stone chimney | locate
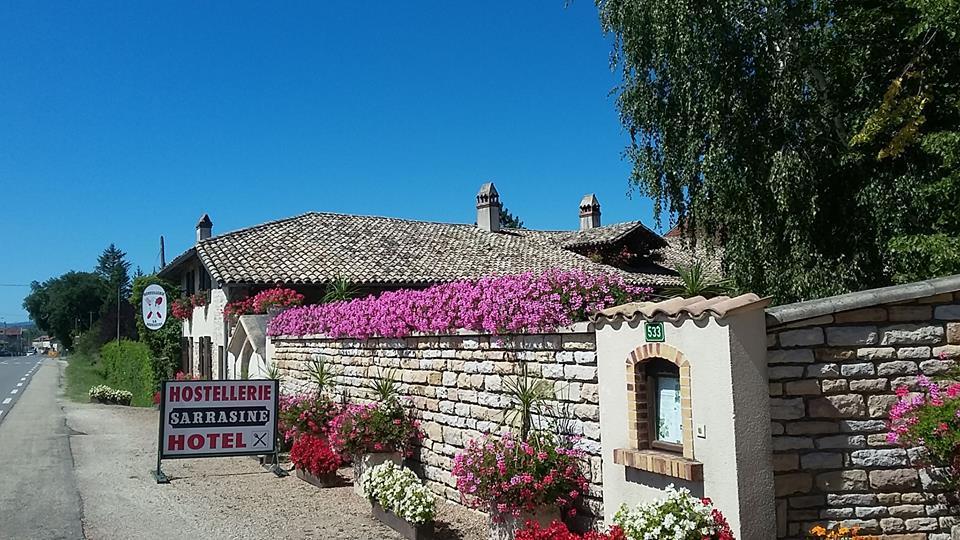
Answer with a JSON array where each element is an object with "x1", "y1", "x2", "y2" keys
[
  {"x1": 579, "y1": 194, "x2": 601, "y2": 230},
  {"x1": 476, "y1": 183, "x2": 502, "y2": 233},
  {"x1": 196, "y1": 213, "x2": 213, "y2": 243}
]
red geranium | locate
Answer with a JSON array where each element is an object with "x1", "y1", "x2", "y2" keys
[
  {"x1": 516, "y1": 520, "x2": 625, "y2": 540},
  {"x1": 290, "y1": 434, "x2": 341, "y2": 476}
]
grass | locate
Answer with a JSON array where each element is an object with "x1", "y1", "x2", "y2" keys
[
  {"x1": 64, "y1": 353, "x2": 108, "y2": 403},
  {"x1": 64, "y1": 352, "x2": 155, "y2": 407}
]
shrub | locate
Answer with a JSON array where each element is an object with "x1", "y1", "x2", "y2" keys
[
  {"x1": 131, "y1": 275, "x2": 182, "y2": 383},
  {"x1": 888, "y1": 372, "x2": 960, "y2": 472},
  {"x1": 452, "y1": 432, "x2": 588, "y2": 519},
  {"x1": 99, "y1": 340, "x2": 154, "y2": 406},
  {"x1": 290, "y1": 434, "x2": 341, "y2": 476},
  {"x1": 612, "y1": 485, "x2": 734, "y2": 540},
  {"x1": 516, "y1": 521, "x2": 625, "y2": 540},
  {"x1": 88, "y1": 384, "x2": 133, "y2": 405},
  {"x1": 328, "y1": 402, "x2": 422, "y2": 457},
  {"x1": 360, "y1": 461, "x2": 436, "y2": 525},
  {"x1": 268, "y1": 269, "x2": 653, "y2": 338},
  {"x1": 279, "y1": 393, "x2": 340, "y2": 442}
]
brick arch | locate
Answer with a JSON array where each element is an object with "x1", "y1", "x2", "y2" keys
[{"x1": 625, "y1": 343, "x2": 695, "y2": 459}]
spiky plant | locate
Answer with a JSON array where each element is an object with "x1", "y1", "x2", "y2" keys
[
  {"x1": 501, "y1": 359, "x2": 553, "y2": 441},
  {"x1": 366, "y1": 368, "x2": 401, "y2": 404},
  {"x1": 267, "y1": 362, "x2": 281, "y2": 380},
  {"x1": 307, "y1": 355, "x2": 338, "y2": 396},
  {"x1": 662, "y1": 261, "x2": 732, "y2": 298},
  {"x1": 322, "y1": 276, "x2": 358, "y2": 303}
]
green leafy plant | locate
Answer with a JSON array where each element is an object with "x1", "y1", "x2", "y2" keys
[
  {"x1": 366, "y1": 368, "x2": 400, "y2": 404},
  {"x1": 322, "y1": 276, "x2": 358, "y2": 303},
  {"x1": 662, "y1": 261, "x2": 730, "y2": 298},
  {"x1": 267, "y1": 362, "x2": 281, "y2": 380},
  {"x1": 307, "y1": 355, "x2": 338, "y2": 396},
  {"x1": 502, "y1": 359, "x2": 553, "y2": 440}
]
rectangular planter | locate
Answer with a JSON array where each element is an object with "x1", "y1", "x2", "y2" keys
[
  {"x1": 295, "y1": 468, "x2": 340, "y2": 488},
  {"x1": 487, "y1": 506, "x2": 560, "y2": 540},
  {"x1": 371, "y1": 500, "x2": 434, "y2": 540}
]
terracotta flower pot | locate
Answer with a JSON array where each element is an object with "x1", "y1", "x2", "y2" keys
[
  {"x1": 371, "y1": 500, "x2": 434, "y2": 540},
  {"x1": 353, "y1": 451, "x2": 402, "y2": 497},
  {"x1": 487, "y1": 506, "x2": 561, "y2": 540}
]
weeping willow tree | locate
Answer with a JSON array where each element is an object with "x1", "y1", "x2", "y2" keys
[{"x1": 597, "y1": 0, "x2": 960, "y2": 302}]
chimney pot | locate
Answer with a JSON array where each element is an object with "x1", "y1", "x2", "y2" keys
[
  {"x1": 196, "y1": 213, "x2": 213, "y2": 243},
  {"x1": 476, "y1": 183, "x2": 501, "y2": 232},
  {"x1": 579, "y1": 194, "x2": 601, "y2": 230}
]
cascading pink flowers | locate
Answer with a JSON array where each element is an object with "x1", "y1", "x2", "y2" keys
[{"x1": 267, "y1": 269, "x2": 652, "y2": 338}]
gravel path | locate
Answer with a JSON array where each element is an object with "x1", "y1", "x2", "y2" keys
[{"x1": 65, "y1": 398, "x2": 486, "y2": 540}]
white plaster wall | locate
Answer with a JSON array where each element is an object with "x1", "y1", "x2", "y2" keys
[
  {"x1": 596, "y1": 313, "x2": 775, "y2": 538},
  {"x1": 181, "y1": 288, "x2": 228, "y2": 379}
]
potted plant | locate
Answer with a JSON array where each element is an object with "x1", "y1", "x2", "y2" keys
[
  {"x1": 612, "y1": 485, "x2": 734, "y2": 540},
  {"x1": 290, "y1": 434, "x2": 342, "y2": 488},
  {"x1": 252, "y1": 287, "x2": 305, "y2": 317},
  {"x1": 360, "y1": 461, "x2": 437, "y2": 539},
  {"x1": 329, "y1": 369, "x2": 422, "y2": 496},
  {"x1": 88, "y1": 385, "x2": 133, "y2": 406},
  {"x1": 515, "y1": 520, "x2": 625, "y2": 540},
  {"x1": 453, "y1": 431, "x2": 589, "y2": 540}
]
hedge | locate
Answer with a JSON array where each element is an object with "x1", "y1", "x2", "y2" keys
[{"x1": 100, "y1": 339, "x2": 155, "y2": 407}]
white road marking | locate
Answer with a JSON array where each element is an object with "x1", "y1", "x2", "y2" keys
[
  {"x1": 0, "y1": 410, "x2": 4, "y2": 417},
  {"x1": 10, "y1": 389, "x2": 18, "y2": 394},
  {"x1": 20, "y1": 377, "x2": 26, "y2": 381},
  {"x1": 16, "y1": 383, "x2": 23, "y2": 387},
  {"x1": 1, "y1": 398, "x2": 10, "y2": 404}
]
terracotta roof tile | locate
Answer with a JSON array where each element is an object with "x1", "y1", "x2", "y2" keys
[{"x1": 591, "y1": 293, "x2": 771, "y2": 323}]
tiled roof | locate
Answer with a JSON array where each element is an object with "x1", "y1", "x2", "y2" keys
[
  {"x1": 591, "y1": 293, "x2": 770, "y2": 323},
  {"x1": 170, "y1": 212, "x2": 680, "y2": 287},
  {"x1": 511, "y1": 221, "x2": 666, "y2": 250}
]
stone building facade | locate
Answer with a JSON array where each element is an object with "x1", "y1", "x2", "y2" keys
[
  {"x1": 271, "y1": 324, "x2": 606, "y2": 524},
  {"x1": 766, "y1": 278, "x2": 960, "y2": 539}
]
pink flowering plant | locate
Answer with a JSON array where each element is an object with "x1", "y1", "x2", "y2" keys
[
  {"x1": 888, "y1": 371, "x2": 960, "y2": 474},
  {"x1": 279, "y1": 393, "x2": 341, "y2": 443},
  {"x1": 328, "y1": 402, "x2": 423, "y2": 457},
  {"x1": 452, "y1": 431, "x2": 589, "y2": 519},
  {"x1": 268, "y1": 269, "x2": 652, "y2": 339},
  {"x1": 226, "y1": 287, "x2": 305, "y2": 318}
]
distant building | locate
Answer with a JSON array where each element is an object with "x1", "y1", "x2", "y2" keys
[
  {"x1": 159, "y1": 183, "x2": 689, "y2": 380},
  {"x1": 1, "y1": 327, "x2": 25, "y2": 355}
]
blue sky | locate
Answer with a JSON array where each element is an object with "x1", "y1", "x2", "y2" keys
[{"x1": 0, "y1": 1, "x2": 659, "y2": 323}]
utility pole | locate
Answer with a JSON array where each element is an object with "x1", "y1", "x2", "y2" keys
[{"x1": 116, "y1": 284, "x2": 121, "y2": 347}]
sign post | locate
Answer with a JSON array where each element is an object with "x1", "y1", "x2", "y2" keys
[
  {"x1": 153, "y1": 379, "x2": 284, "y2": 483},
  {"x1": 142, "y1": 284, "x2": 167, "y2": 331}
]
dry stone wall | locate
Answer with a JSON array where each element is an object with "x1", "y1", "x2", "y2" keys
[
  {"x1": 768, "y1": 293, "x2": 960, "y2": 540},
  {"x1": 270, "y1": 325, "x2": 604, "y2": 523}
]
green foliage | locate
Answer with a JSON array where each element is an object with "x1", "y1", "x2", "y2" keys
[
  {"x1": 662, "y1": 261, "x2": 731, "y2": 298},
  {"x1": 365, "y1": 368, "x2": 401, "y2": 404},
  {"x1": 598, "y1": 0, "x2": 960, "y2": 302},
  {"x1": 95, "y1": 243, "x2": 132, "y2": 299},
  {"x1": 23, "y1": 271, "x2": 106, "y2": 348},
  {"x1": 500, "y1": 206, "x2": 525, "y2": 229},
  {"x1": 99, "y1": 339, "x2": 155, "y2": 407},
  {"x1": 501, "y1": 360, "x2": 553, "y2": 440},
  {"x1": 130, "y1": 275, "x2": 182, "y2": 382},
  {"x1": 322, "y1": 276, "x2": 358, "y2": 303},
  {"x1": 74, "y1": 322, "x2": 105, "y2": 357},
  {"x1": 64, "y1": 353, "x2": 108, "y2": 404},
  {"x1": 307, "y1": 355, "x2": 339, "y2": 396},
  {"x1": 267, "y1": 362, "x2": 281, "y2": 380}
]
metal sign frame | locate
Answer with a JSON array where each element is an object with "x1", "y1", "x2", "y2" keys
[{"x1": 152, "y1": 379, "x2": 285, "y2": 483}]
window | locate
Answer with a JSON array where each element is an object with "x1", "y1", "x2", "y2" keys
[
  {"x1": 185, "y1": 270, "x2": 196, "y2": 296},
  {"x1": 646, "y1": 358, "x2": 682, "y2": 452}
]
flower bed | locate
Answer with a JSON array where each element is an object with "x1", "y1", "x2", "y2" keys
[
  {"x1": 612, "y1": 486, "x2": 734, "y2": 540},
  {"x1": 89, "y1": 384, "x2": 133, "y2": 405},
  {"x1": 360, "y1": 461, "x2": 437, "y2": 527},
  {"x1": 279, "y1": 393, "x2": 340, "y2": 443},
  {"x1": 268, "y1": 269, "x2": 652, "y2": 338},
  {"x1": 225, "y1": 287, "x2": 305, "y2": 318},
  {"x1": 290, "y1": 434, "x2": 342, "y2": 486},
  {"x1": 452, "y1": 432, "x2": 588, "y2": 520},
  {"x1": 329, "y1": 402, "x2": 422, "y2": 457},
  {"x1": 515, "y1": 520, "x2": 625, "y2": 540}
]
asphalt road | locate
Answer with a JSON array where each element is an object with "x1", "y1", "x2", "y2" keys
[
  {"x1": 0, "y1": 358, "x2": 84, "y2": 539},
  {"x1": 0, "y1": 354, "x2": 42, "y2": 426}
]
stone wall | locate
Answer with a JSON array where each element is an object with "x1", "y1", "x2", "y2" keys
[
  {"x1": 270, "y1": 325, "x2": 604, "y2": 523},
  {"x1": 767, "y1": 293, "x2": 960, "y2": 539}
]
